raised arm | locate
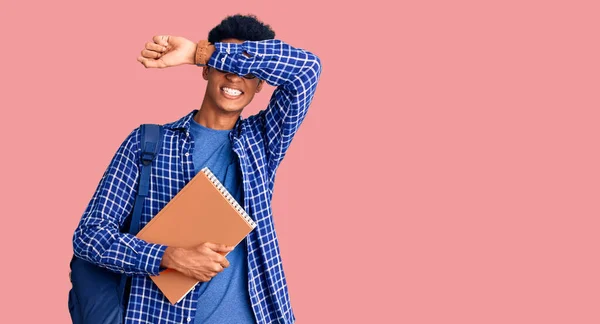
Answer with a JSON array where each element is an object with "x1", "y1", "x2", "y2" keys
[
  {"x1": 207, "y1": 40, "x2": 322, "y2": 166},
  {"x1": 138, "y1": 37, "x2": 322, "y2": 167}
]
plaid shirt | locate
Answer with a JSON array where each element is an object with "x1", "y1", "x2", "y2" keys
[{"x1": 73, "y1": 39, "x2": 321, "y2": 323}]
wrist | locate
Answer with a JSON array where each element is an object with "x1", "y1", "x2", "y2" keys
[
  {"x1": 186, "y1": 42, "x2": 198, "y2": 65},
  {"x1": 195, "y1": 40, "x2": 216, "y2": 66},
  {"x1": 160, "y1": 246, "x2": 182, "y2": 271}
]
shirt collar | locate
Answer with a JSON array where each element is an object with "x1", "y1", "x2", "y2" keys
[
  {"x1": 163, "y1": 110, "x2": 196, "y2": 131},
  {"x1": 163, "y1": 110, "x2": 244, "y2": 137}
]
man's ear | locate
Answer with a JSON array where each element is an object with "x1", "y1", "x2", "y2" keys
[
  {"x1": 256, "y1": 80, "x2": 264, "y2": 93},
  {"x1": 202, "y1": 66, "x2": 209, "y2": 80}
]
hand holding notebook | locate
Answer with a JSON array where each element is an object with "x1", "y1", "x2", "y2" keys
[
  {"x1": 136, "y1": 167, "x2": 256, "y2": 304},
  {"x1": 160, "y1": 242, "x2": 234, "y2": 282}
]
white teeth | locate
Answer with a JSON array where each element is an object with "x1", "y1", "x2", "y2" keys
[{"x1": 222, "y1": 87, "x2": 242, "y2": 96}]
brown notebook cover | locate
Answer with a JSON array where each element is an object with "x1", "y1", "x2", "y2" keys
[{"x1": 136, "y1": 167, "x2": 256, "y2": 305}]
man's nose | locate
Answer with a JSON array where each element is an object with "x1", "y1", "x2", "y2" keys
[{"x1": 225, "y1": 72, "x2": 243, "y2": 82}]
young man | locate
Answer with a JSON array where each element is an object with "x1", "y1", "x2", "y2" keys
[{"x1": 72, "y1": 14, "x2": 321, "y2": 324}]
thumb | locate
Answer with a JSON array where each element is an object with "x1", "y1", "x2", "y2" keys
[
  {"x1": 205, "y1": 242, "x2": 235, "y2": 253},
  {"x1": 137, "y1": 56, "x2": 167, "y2": 69}
]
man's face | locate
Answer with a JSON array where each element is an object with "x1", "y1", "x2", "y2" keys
[{"x1": 202, "y1": 38, "x2": 263, "y2": 115}]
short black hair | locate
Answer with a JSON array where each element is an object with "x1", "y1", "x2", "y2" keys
[{"x1": 208, "y1": 14, "x2": 275, "y2": 43}]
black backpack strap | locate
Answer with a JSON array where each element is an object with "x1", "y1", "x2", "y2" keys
[{"x1": 129, "y1": 124, "x2": 164, "y2": 235}]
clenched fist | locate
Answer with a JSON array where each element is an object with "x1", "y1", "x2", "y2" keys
[
  {"x1": 137, "y1": 35, "x2": 197, "y2": 68},
  {"x1": 160, "y1": 242, "x2": 235, "y2": 282}
]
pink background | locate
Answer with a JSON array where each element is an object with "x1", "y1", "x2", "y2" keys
[{"x1": 1, "y1": 0, "x2": 599, "y2": 323}]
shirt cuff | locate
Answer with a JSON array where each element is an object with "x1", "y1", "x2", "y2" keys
[
  {"x1": 130, "y1": 236, "x2": 168, "y2": 276},
  {"x1": 208, "y1": 42, "x2": 244, "y2": 70}
]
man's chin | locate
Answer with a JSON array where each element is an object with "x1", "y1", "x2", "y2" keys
[{"x1": 217, "y1": 106, "x2": 245, "y2": 115}]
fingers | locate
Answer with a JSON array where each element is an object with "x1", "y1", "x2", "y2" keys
[
  {"x1": 203, "y1": 266, "x2": 223, "y2": 279},
  {"x1": 182, "y1": 245, "x2": 231, "y2": 282},
  {"x1": 219, "y1": 256, "x2": 230, "y2": 269},
  {"x1": 152, "y1": 35, "x2": 170, "y2": 47},
  {"x1": 199, "y1": 272, "x2": 219, "y2": 282},
  {"x1": 140, "y1": 42, "x2": 167, "y2": 60},
  {"x1": 190, "y1": 263, "x2": 227, "y2": 282},
  {"x1": 210, "y1": 263, "x2": 224, "y2": 273},
  {"x1": 201, "y1": 244, "x2": 231, "y2": 268},
  {"x1": 136, "y1": 35, "x2": 170, "y2": 69},
  {"x1": 141, "y1": 49, "x2": 161, "y2": 59},
  {"x1": 209, "y1": 253, "x2": 230, "y2": 269},
  {"x1": 146, "y1": 41, "x2": 167, "y2": 53},
  {"x1": 196, "y1": 273, "x2": 213, "y2": 282}
]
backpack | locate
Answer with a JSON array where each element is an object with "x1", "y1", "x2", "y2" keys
[{"x1": 68, "y1": 124, "x2": 164, "y2": 324}]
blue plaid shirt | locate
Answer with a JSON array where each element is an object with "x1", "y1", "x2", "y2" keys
[{"x1": 73, "y1": 39, "x2": 321, "y2": 323}]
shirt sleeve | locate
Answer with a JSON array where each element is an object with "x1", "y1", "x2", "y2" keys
[
  {"x1": 72, "y1": 128, "x2": 167, "y2": 276},
  {"x1": 207, "y1": 39, "x2": 322, "y2": 169}
]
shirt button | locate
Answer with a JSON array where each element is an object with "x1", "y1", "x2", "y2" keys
[
  {"x1": 185, "y1": 153, "x2": 190, "y2": 157},
  {"x1": 221, "y1": 57, "x2": 226, "y2": 63},
  {"x1": 187, "y1": 317, "x2": 191, "y2": 322},
  {"x1": 226, "y1": 49, "x2": 230, "y2": 54}
]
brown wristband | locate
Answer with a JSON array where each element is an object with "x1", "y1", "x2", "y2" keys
[{"x1": 195, "y1": 40, "x2": 216, "y2": 66}]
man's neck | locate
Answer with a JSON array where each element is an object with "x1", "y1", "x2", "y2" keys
[{"x1": 194, "y1": 105, "x2": 240, "y2": 130}]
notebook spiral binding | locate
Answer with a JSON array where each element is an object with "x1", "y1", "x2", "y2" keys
[{"x1": 201, "y1": 167, "x2": 256, "y2": 229}]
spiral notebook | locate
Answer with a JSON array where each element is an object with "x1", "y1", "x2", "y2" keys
[{"x1": 135, "y1": 167, "x2": 256, "y2": 305}]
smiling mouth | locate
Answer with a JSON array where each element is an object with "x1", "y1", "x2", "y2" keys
[{"x1": 221, "y1": 87, "x2": 243, "y2": 98}]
